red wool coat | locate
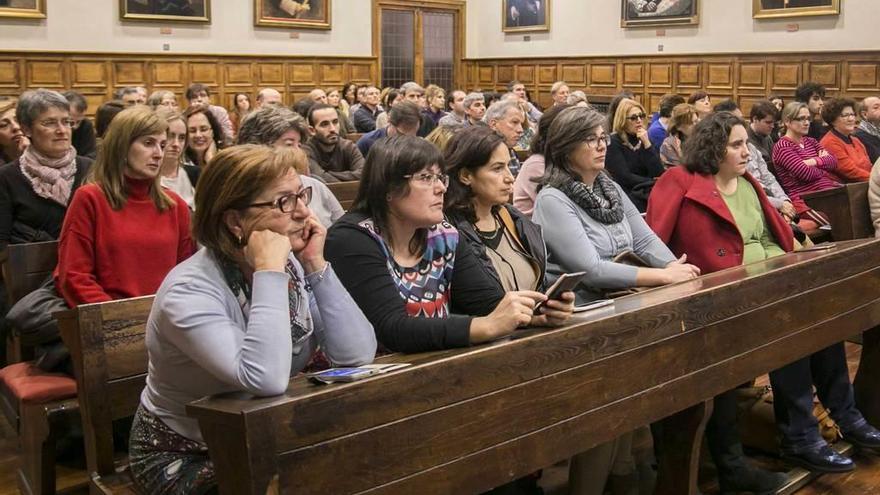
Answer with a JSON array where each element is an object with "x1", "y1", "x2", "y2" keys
[{"x1": 646, "y1": 166, "x2": 794, "y2": 274}]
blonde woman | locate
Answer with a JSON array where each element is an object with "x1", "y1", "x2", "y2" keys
[{"x1": 605, "y1": 98, "x2": 665, "y2": 212}]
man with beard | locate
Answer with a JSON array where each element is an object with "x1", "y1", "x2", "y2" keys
[{"x1": 303, "y1": 103, "x2": 365, "y2": 183}]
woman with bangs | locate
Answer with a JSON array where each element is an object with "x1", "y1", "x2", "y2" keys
[{"x1": 605, "y1": 98, "x2": 665, "y2": 212}]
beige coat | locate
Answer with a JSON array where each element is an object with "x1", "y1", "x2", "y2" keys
[{"x1": 870, "y1": 158, "x2": 880, "y2": 237}]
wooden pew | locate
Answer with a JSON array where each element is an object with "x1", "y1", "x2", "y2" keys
[
  {"x1": 2, "y1": 240, "x2": 59, "y2": 363},
  {"x1": 57, "y1": 296, "x2": 154, "y2": 494},
  {"x1": 802, "y1": 182, "x2": 873, "y2": 241},
  {"x1": 188, "y1": 238, "x2": 880, "y2": 495},
  {"x1": 327, "y1": 180, "x2": 360, "y2": 211}
]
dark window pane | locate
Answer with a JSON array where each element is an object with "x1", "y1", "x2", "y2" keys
[
  {"x1": 423, "y1": 11, "x2": 454, "y2": 92},
  {"x1": 381, "y1": 9, "x2": 415, "y2": 90}
]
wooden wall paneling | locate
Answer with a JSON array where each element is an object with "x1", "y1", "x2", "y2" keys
[
  {"x1": 478, "y1": 65, "x2": 495, "y2": 87},
  {"x1": 738, "y1": 94, "x2": 768, "y2": 118},
  {"x1": 151, "y1": 61, "x2": 184, "y2": 89},
  {"x1": 562, "y1": 64, "x2": 586, "y2": 86},
  {"x1": 647, "y1": 63, "x2": 673, "y2": 89},
  {"x1": 319, "y1": 63, "x2": 345, "y2": 85},
  {"x1": 647, "y1": 93, "x2": 665, "y2": 114},
  {"x1": 290, "y1": 63, "x2": 316, "y2": 85},
  {"x1": 846, "y1": 62, "x2": 879, "y2": 92},
  {"x1": 0, "y1": 59, "x2": 22, "y2": 89},
  {"x1": 496, "y1": 65, "x2": 514, "y2": 85},
  {"x1": 538, "y1": 65, "x2": 557, "y2": 85},
  {"x1": 770, "y1": 62, "x2": 801, "y2": 91},
  {"x1": 258, "y1": 62, "x2": 286, "y2": 88},
  {"x1": 114, "y1": 61, "x2": 147, "y2": 87},
  {"x1": 589, "y1": 64, "x2": 617, "y2": 88},
  {"x1": 348, "y1": 62, "x2": 375, "y2": 84},
  {"x1": 738, "y1": 62, "x2": 766, "y2": 90},
  {"x1": 27, "y1": 60, "x2": 66, "y2": 89},
  {"x1": 224, "y1": 62, "x2": 254, "y2": 89},
  {"x1": 70, "y1": 61, "x2": 107, "y2": 89},
  {"x1": 808, "y1": 62, "x2": 840, "y2": 91},
  {"x1": 189, "y1": 62, "x2": 220, "y2": 89},
  {"x1": 516, "y1": 65, "x2": 535, "y2": 84},
  {"x1": 706, "y1": 62, "x2": 733, "y2": 90},
  {"x1": 623, "y1": 63, "x2": 644, "y2": 87},
  {"x1": 676, "y1": 62, "x2": 701, "y2": 89}
]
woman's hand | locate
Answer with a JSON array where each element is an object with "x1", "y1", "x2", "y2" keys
[
  {"x1": 662, "y1": 254, "x2": 701, "y2": 283},
  {"x1": 532, "y1": 290, "x2": 575, "y2": 327},
  {"x1": 244, "y1": 229, "x2": 291, "y2": 273},
  {"x1": 636, "y1": 128, "x2": 652, "y2": 148},
  {"x1": 294, "y1": 215, "x2": 327, "y2": 274},
  {"x1": 779, "y1": 201, "x2": 797, "y2": 220},
  {"x1": 470, "y1": 290, "x2": 546, "y2": 344},
  {"x1": 205, "y1": 140, "x2": 218, "y2": 164}
]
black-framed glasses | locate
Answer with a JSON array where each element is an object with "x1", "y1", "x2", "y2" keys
[
  {"x1": 404, "y1": 172, "x2": 450, "y2": 188},
  {"x1": 247, "y1": 187, "x2": 312, "y2": 213},
  {"x1": 626, "y1": 113, "x2": 647, "y2": 122},
  {"x1": 585, "y1": 134, "x2": 611, "y2": 149}
]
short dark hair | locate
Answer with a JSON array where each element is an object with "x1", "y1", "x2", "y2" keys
[
  {"x1": 62, "y1": 90, "x2": 88, "y2": 112},
  {"x1": 185, "y1": 83, "x2": 210, "y2": 101},
  {"x1": 307, "y1": 103, "x2": 337, "y2": 126},
  {"x1": 95, "y1": 100, "x2": 126, "y2": 138},
  {"x1": 292, "y1": 98, "x2": 315, "y2": 119},
  {"x1": 821, "y1": 97, "x2": 856, "y2": 126},
  {"x1": 446, "y1": 90, "x2": 465, "y2": 112},
  {"x1": 794, "y1": 81, "x2": 825, "y2": 104},
  {"x1": 658, "y1": 94, "x2": 686, "y2": 118},
  {"x1": 712, "y1": 99, "x2": 739, "y2": 113},
  {"x1": 749, "y1": 100, "x2": 778, "y2": 121},
  {"x1": 443, "y1": 126, "x2": 506, "y2": 223},
  {"x1": 687, "y1": 91, "x2": 709, "y2": 105},
  {"x1": 682, "y1": 111, "x2": 746, "y2": 176},
  {"x1": 530, "y1": 103, "x2": 570, "y2": 155},
  {"x1": 388, "y1": 101, "x2": 421, "y2": 128}
]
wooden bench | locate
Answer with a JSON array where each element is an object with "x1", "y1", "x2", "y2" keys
[
  {"x1": 802, "y1": 182, "x2": 873, "y2": 241},
  {"x1": 327, "y1": 180, "x2": 360, "y2": 211},
  {"x1": 188, "y1": 238, "x2": 880, "y2": 495},
  {"x1": 2, "y1": 240, "x2": 59, "y2": 364},
  {"x1": 57, "y1": 295, "x2": 154, "y2": 495}
]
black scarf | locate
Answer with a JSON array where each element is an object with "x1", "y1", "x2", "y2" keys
[{"x1": 558, "y1": 173, "x2": 625, "y2": 225}]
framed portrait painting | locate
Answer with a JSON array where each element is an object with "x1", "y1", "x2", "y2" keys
[
  {"x1": 255, "y1": 0, "x2": 331, "y2": 30},
  {"x1": 753, "y1": 0, "x2": 840, "y2": 19},
  {"x1": 0, "y1": 0, "x2": 46, "y2": 19},
  {"x1": 502, "y1": 0, "x2": 550, "y2": 33},
  {"x1": 621, "y1": 0, "x2": 698, "y2": 28},
  {"x1": 120, "y1": 0, "x2": 211, "y2": 23}
]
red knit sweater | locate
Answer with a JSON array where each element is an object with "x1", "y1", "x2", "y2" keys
[
  {"x1": 820, "y1": 129, "x2": 872, "y2": 182},
  {"x1": 55, "y1": 177, "x2": 195, "y2": 307}
]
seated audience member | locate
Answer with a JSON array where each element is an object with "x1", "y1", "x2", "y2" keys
[
  {"x1": 513, "y1": 104, "x2": 569, "y2": 217},
  {"x1": 772, "y1": 102, "x2": 840, "y2": 202},
  {"x1": 423, "y1": 84, "x2": 448, "y2": 127},
  {"x1": 238, "y1": 106, "x2": 343, "y2": 228},
  {"x1": 871, "y1": 160, "x2": 880, "y2": 237},
  {"x1": 325, "y1": 87, "x2": 352, "y2": 136},
  {"x1": 424, "y1": 124, "x2": 459, "y2": 152},
  {"x1": 55, "y1": 106, "x2": 194, "y2": 307},
  {"x1": 605, "y1": 98, "x2": 665, "y2": 212},
  {"x1": 549, "y1": 81, "x2": 570, "y2": 107},
  {"x1": 485, "y1": 99, "x2": 525, "y2": 177},
  {"x1": 508, "y1": 80, "x2": 543, "y2": 123},
  {"x1": 349, "y1": 85, "x2": 367, "y2": 116},
  {"x1": 795, "y1": 81, "x2": 828, "y2": 141},
  {"x1": 0, "y1": 89, "x2": 92, "y2": 250},
  {"x1": 439, "y1": 90, "x2": 468, "y2": 127},
  {"x1": 356, "y1": 101, "x2": 421, "y2": 157},
  {"x1": 255, "y1": 87, "x2": 283, "y2": 109},
  {"x1": 186, "y1": 83, "x2": 233, "y2": 143},
  {"x1": 156, "y1": 109, "x2": 199, "y2": 210},
  {"x1": 605, "y1": 90, "x2": 636, "y2": 135},
  {"x1": 374, "y1": 89, "x2": 400, "y2": 130},
  {"x1": 303, "y1": 103, "x2": 365, "y2": 183},
  {"x1": 400, "y1": 82, "x2": 437, "y2": 137},
  {"x1": 769, "y1": 95, "x2": 785, "y2": 113},
  {"x1": 566, "y1": 90, "x2": 590, "y2": 108},
  {"x1": 63, "y1": 90, "x2": 97, "y2": 159},
  {"x1": 501, "y1": 93, "x2": 536, "y2": 149},
  {"x1": 768, "y1": 94, "x2": 786, "y2": 140},
  {"x1": 353, "y1": 86, "x2": 383, "y2": 133},
  {"x1": 0, "y1": 98, "x2": 28, "y2": 165},
  {"x1": 660, "y1": 103, "x2": 698, "y2": 168},
  {"x1": 747, "y1": 100, "x2": 779, "y2": 170},
  {"x1": 325, "y1": 135, "x2": 561, "y2": 354},
  {"x1": 688, "y1": 91, "x2": 712, "y2": 120},
  {"x1": 820, "y1": 97, "x2": 872, "y2": 182},
  {"x1": 648, "y1": 93, "x2": 686, "y2": 151},
  {"x1": 147, "y1": 90, "x2": 180, "y2": 112},
  {"x1": 183, "y1": 105, "x2": 225, "y2": 168},
  {"x1": 855, "y1": 96, "x2": 880, "y2": 164},
  {"x1": 130, "y1": 144, "x2": 376, "y2": 495},
  {"x1": 483, "y1": 91, "x2": 503, "y2": 109},
  {"x1": 120, "y1": 86, "x2": 146, "y2": 107},
  {"x1": 229, "y1": 92, "x2": 252, "y2": 137},
  {"x1": 308, "y1": 88, "x2": 327, "y2": 105},
  {"x1": 95, "y1": 100, "x2": 126, "y2": 142},
  {"x1": 649, "y1": 110, "x2": 880, "y2": 477},
  {"x1": 462, "y1": 91, "x2": 487, "y2": 127},
  {"x1": 342, "y1": 82, "x2": 359, "y2": 107},
  {"x1": 135, "y1": 86, "x2": 148, "y2": 102},
  {"x1": 292, "y1": 97, "x2": 316, "y2": 120}
]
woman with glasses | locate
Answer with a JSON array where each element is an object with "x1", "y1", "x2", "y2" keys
[
  {"x1": 55, "y1": 106, "x2": 194, "y2": 307},
  {"x1": 605, "y1": 98, "x2": 665, "y2": 212},
  {"x1": 130, "y1": 144, "x2": 375, "y2": 495},
  {"x1": 0, "y1": 90, "x2": 92, "y2": 251},
  {"x1": 147, "y1": 90, "x2": 180, "y2": 112},
  {"x1": 325, "y1": 135, "x2": 552, "y2": 354},
  {"x1": 819, "y1": 97, "x2": 873, "y2": 183}
]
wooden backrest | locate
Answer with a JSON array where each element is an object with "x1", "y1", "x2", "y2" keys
[
  {"x1": 327, "y1": 180, "x2": 360, "y2": 211},
  {"x1": 802, "y1": 181, "x2": 872, "y2": 241},
  {"x1": 56, "y1": 295, "x2": 154, "y2": 477},
  {"x1": 1, "y1": 240, "x2": 58, "y2": 306}
]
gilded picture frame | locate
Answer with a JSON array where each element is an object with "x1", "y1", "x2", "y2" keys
[
  {"x1": 255, "y1": 0, "x2": 332, "y2": 30},
  {"x1": 120, "y1": 0, "x2": 211, "y2": 24},
  {"x1": 621, "y1": 0, "x2": 699, "y2": 28},
  {"x1": 753, "y1": 0, "x2": 840, "y2": 19},
  {"x1": 0, "y1": 0, "x2": 46, "y2": 19},
  {"x1": 502, "y1": 0, "x2": 550, "y2": 33}
]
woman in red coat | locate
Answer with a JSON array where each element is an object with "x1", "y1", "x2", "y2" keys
[{"x1": 648, "y1": 111, "x2": 880, "y2": 478}]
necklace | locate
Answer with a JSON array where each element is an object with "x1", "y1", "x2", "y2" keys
[{"x1": 475, "y1": 215, "x2": 500, "y2": 241}]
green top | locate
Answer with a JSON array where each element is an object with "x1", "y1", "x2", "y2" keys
[{"x1": 721, "y1": 177, "x2": 785, "y2": 265}]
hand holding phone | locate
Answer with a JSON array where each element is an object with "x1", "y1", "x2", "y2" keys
[{"x1": 534, "y1": 271, "x2": 585, "y2": 312}]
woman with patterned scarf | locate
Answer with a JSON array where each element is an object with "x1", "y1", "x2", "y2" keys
[{"x1": 0, "y1": 89, "x2": 92, "y2": 250}]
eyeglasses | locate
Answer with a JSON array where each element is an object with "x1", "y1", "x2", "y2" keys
[
  {"x1": 247, "y1": 187, "x2": 312, "y2": 213},
  {"x1": 37, "y1": 119, "x2": 75, "y2": 130},
  {"x1": 792, "y1": 116, "x2": 811, "y2": 123},
  {"x1": 585, "y1": 134, "x2": 611, "y2": 149},
  {"x1": 404, "y1": 172, "x2": 450, "y2": 188},
  {"x1": 840, "y1": 112, "x2": 857, "y2": 119},
  {"x1": 626, "y1": 113, "x2": 647, "y2": 122}
]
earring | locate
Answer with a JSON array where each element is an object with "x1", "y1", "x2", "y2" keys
[{"x1": 237, "y1": 234, "x2": 243, "y2": 245}]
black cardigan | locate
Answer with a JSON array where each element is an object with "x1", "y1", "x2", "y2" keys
[
  {"x1": 325, "y1": 211, "x2": 504, "y2": 353},
  {"x1": 605, "y1": 133, "x2": 665, "y2": 212}
]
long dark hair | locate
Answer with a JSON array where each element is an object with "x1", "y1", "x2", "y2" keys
[
  {"x1": 353, "y1": 135, "x2": 444, "y2": 255},
  {"x1": 183, "y1": 105, "x2": 224, "y2": 166},
  {"x1": 443, "y1": 126, "x2": 505, "y2": 223}
]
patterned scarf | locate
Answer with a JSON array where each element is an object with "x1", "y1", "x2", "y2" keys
[
  {"x1": 858, "y1": 120, "x2": 880, "y2": 140},
  {"x1": 18, "y1": 145, "x2": 77, "y2": 206},
  {"x1": 558, "y1": 173, "x2": 625, "y2": 225}
]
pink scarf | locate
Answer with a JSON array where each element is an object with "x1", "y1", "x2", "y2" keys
[{"x1": 18, "y1": 145, "x2": 77, "y2": 206}]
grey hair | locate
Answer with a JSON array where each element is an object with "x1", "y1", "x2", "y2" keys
[
  {"x1": 484, "y1": 99, "x2": 523, "y2": 123},
  {"x1": 16, "y1": 89, "x2": 70, "y2": 130},
  {"x1": 540, "y1": 106, "x2": 607, "y2": 189},
  {"x1": 550, "y1": 81, "x2": 569, "y2": 95},
  {"x1": 117, "y1": 86, "x2": 140, "y2": 99},
  {"x1": 236, "y1": 106, "x2": 308, "y2": 146},
  {"x1": 148, "y1": 90, "x2": 177, "y2": 109},
  {"x1": 400, "y1": 81, "x2": 424, "y2": 95},
  {"x1": 462, "y1": 92, "x2": 485, "y2": 110},
  {"x1": 566, "y1": 90, "x2": 589, "y2": 106},
  {"x1": 501, "y1": 92, "x2": 519, "y2": 101}
]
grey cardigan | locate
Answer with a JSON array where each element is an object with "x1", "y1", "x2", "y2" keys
[
  {"x1": 140, "y1": 248, "x2": 376, "y2": 442},
  {"x1": 532, "y1": 182, "x2": 676, "y2": 301}
]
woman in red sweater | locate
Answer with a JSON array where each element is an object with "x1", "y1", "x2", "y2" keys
[
  {"x1": 819, "y1": 97, "x2": 872, "y2": 183},
  {"x1": 55, "y1": 106, "x2": 195, "y2": 307}
]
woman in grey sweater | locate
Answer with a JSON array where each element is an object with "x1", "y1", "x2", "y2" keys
[{"x1": 130, "y1": 145, "x2": 376, "y2": 495}]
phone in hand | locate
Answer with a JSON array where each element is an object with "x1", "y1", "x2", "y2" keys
[{"x1": 534, "y1": 271, "x2": 586, "y2": 312}]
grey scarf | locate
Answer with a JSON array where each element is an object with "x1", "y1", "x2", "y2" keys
[{"x1": 558, "y1": 173, "x2": 625, "y2": 225}]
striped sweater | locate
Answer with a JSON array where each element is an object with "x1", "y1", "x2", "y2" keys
[{"x1": 771, "y1": 136, "x2": 840, "y2": 198}]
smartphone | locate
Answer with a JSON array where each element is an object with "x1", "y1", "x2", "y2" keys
[
  {"x1": 535, "y1": 271, "x2": 586, "y2": 312},
  {"x1": 307, "y1": 363, "x2": 411, "y2": 384},
  {"x1": 573, "y1": 299, "x2": 614, "y2": 313},
  {"x1": 798, "y1": 242, "x2": 836, "y2": 252}
]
